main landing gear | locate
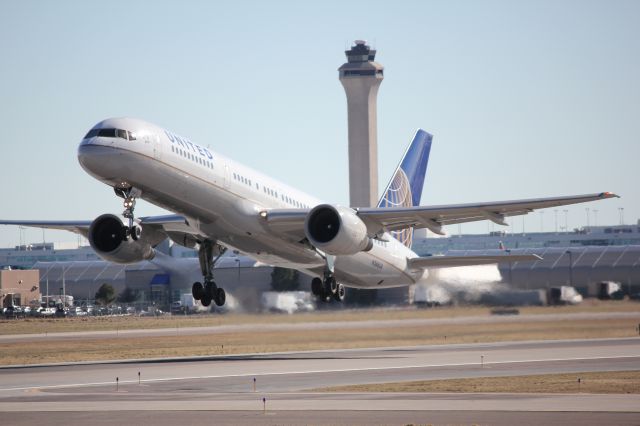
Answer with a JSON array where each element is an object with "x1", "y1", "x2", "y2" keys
[
  {"x1": 114, "y1": 186, "x2": 141, "y2": 241},
  {"x1": 311, "y1": 273, "x2": 345, "y2": 303},
  {"x1": 191, "y1": 240, "x2": 227, "y2": 307}
]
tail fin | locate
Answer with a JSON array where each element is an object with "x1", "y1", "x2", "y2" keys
[{"x1": 377, "y1": 129, "x2": 433, "y2": 248}]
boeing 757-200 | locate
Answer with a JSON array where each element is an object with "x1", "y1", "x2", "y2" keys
[{"x1": 0, "y1": 118, "x2": 618, "y2": 306}]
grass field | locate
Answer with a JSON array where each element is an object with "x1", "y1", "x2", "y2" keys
[
  {"x1": 1, "y1": 299, "x2": 638, "y2": 336},
  {"x1": 0, "y1": 301, "x2": 638, "y2": 366},
  {"x1": 315, "y1": 371, "x2": 640, "y2": 394}
]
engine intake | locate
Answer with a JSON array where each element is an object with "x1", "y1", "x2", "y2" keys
[
  {"x1": 88, "y1": 214, "x2": 155, "y2": 264},
  {"x1": 304, "y1": 205, "x2": 373, "y2": 255}
]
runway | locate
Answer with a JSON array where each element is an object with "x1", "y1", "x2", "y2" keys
[{"x1": 1, "y1": 338, "x2": 639, "y2": 425}]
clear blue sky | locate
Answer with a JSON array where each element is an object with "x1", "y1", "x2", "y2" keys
[{"x1": 1, "y1": 0, "x2": 638, "y2": 248}]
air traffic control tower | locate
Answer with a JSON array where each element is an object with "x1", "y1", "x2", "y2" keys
[{"x1": 339, "y1": 40, "x2": 384, "y2": 208}]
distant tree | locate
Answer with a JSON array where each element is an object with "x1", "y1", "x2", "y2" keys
[
  {"x1": 94, "y1": 283, "x2": 116, "y2": 305},
  {"x1": 270, "y1": 267, "x2": 300, "y2": 292},
  {"x1": 117, "y1": 287, "x2": 139, "y2": 304}
]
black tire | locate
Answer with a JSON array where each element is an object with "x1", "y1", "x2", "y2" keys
[
  {"x1": 328, "y1": 277, "x2": 338, "y2": 295},
  {"x1": 201, "y1": 295, "x2": 212, "y2": 307},
  {"x1": 317, "y1": 289, "x2": 331, "y2": 303},
  {"x1": 130, "y1": 225, "x2": 141, "y2": 241},
  {"x1": 204, "y1": 281, "x2": 217, "y2": 299},
  {"x1": 333, "y1": 283, "x2": 346, "y2": 302},
  {"x1": 311, "y1": 278, "x2": 323, "y2": 296},
  {"x1": 192, "y1": 282, "x2": 204, "y2": 300},
  {"x1": 214, "y1": 288, "x2": 226, "y2": 307}
]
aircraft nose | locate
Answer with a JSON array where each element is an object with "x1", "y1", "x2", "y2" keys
[
  {"x1": 77, "y1": 142, "x2": 99, "y2": 175},
  {"x1": 77, "y1": 142, "x2": 121, "y2": 179}
]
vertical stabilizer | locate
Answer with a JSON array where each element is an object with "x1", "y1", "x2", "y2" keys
[{"x1": 377, "y1": 129, "x2": 433, "y2": 247}]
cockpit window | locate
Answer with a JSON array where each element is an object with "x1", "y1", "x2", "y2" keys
[
  {"x1": 98, "y1": 129, "x2": 117, "y2": 138},
  {"x1": 84, "y1": 129, "x2": 100, "y2": 139},
  {"x1": 84, "y1": 128, "x2": 133, "y2": 140}
]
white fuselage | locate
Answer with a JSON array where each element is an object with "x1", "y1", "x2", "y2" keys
[{"x1": 77, "y1": 117, "x2": 424, "y2": 289}]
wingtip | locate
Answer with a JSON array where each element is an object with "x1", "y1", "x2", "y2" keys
[{"x1": 601, "y1": 192, "x2": 620, "y2": 199}]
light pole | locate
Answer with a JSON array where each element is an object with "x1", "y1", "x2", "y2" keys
[
  {"x1": 539, "y1": 211, "x2": 544, "y2": 232},
  {"x1": 566, "y1": 250, "x2": 573, "y2": 287},
  {"x1": 618, "y1": 207, "x2": 625, "y2": 225},
  {"x1": 62, "y1": 265, "x2": 66, "y2": 307},
  {"x1": 593, "y1": 209, "x2": 598, "y2": 227},
  {"x1": 585, "y1": 208, "x2": 590, "y2": 228},
  {"x1": 563, "y1": 210, "x2": 569, "y2": 234},
  {"x1": 554, "y1": 209, "x2": 558, "y2": 233},
  {"x1": 506, "y1": 249, "x2": 513, "y2": 284},
  {"x1": 18, "y1": 226, "x2": 25, "y2": 250}
]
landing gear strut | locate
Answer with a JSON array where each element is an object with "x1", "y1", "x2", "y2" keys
[
  {"x1": 191, "y1": 240, "x2": 227, "y2": 307},
  {"x1": 114, "y1": 186, "x2": 140, "y2": 241}
]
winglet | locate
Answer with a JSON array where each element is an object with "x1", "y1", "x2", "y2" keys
[{"x1": 600, "y1": 192, "x2": 620, "y2": 199}]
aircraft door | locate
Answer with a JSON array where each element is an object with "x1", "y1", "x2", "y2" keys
[
  {"x1": 223, "y1": 164, "x2": 231, "y2": 189},
  {"x1": 152, "y1": 134, "x2": 162, "y2": 160}
]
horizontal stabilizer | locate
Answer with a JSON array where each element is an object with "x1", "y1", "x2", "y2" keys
[{"x1": 407, "y1": 254, "x2": 542, "y2": 269}]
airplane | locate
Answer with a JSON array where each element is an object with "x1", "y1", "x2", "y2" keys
[{"x1": 0, "y1": 117, "x2": 618, "y2": 307}]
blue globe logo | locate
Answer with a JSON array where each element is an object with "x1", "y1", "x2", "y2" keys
[{"x1": 380, "y1": 169, "x2": 413, "y2": 248}]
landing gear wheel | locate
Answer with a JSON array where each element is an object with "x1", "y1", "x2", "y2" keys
[
  {"x1": 214, "y1": 288, "x2": 226, "y2": 307},
  {"x1": 129, "y1": 225, "x2": 141, "y2": 241},
  {"x1": 201, "y1": 295, "x2": 212, "y2": 307},
  {"x1": 329, "y1": 277, "x2": 338, "y2": 294},
  {"x1": 311, "y1": 278, "x2": 323, "y2": 296},
  {"x1": 333, "y1": 283, "x2": 346, "y2": 302},
  {"x1": 204, "y1": 281, "x2": 217, "y2": 300},
  {"x1": 192, "y1": 282, "x2": 204, "y2": 300},
  {"x1": 324, "y1": 276, "x2": 337, "y2": 295}
]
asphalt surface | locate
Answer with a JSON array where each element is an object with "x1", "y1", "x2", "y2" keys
[{"x1": 1, "y1": 337, "x2": 639, "y2": 425}]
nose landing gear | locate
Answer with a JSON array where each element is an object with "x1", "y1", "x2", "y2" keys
[{"x1": 114, "y1": 186, "x2": 141, "y2": 241}]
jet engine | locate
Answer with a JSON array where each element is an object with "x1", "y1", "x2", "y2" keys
[
  {"x1": 304, "y1": 204, "x2": 373, "y2": 255},
  {"x1": 88, "y1": 214, "x2": 156, "y2": 264}
]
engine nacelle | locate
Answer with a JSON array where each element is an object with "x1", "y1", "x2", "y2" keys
[
  {"x1": 304, "y1": 204, "x2": 373, "y2": 255},
  {"x1": 88, "y1": 214, "x2": 155, "y2": 264}
]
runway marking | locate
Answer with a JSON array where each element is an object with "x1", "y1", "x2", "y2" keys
[{"x1": 1, "y1": 354, "x2": 638, "y2": 393}]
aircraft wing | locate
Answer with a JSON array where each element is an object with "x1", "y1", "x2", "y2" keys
[
  {"x1": 357, "y1": 192, "x2": 619, "y2": 236},
  {"x1": 407, "y1": 253, "x2": 542, "y2": 270},
  {"x1": 0, "y1": 215, "x2": 204, "y2": 247},
  {"x1": 262, "y1": 192, "x2": 618, "y2": 240},
  {"x1": 0, "y1": 220, "x2": 94, "y2": 238}
]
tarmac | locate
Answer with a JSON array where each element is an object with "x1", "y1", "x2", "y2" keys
[{"x1": 0, "y1": 337, "x2": 639, "y2": 425}]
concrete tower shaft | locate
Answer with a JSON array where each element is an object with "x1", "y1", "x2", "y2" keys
[{"x1": 339, "y1": 40, "x2": 384, "y2": 208}]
